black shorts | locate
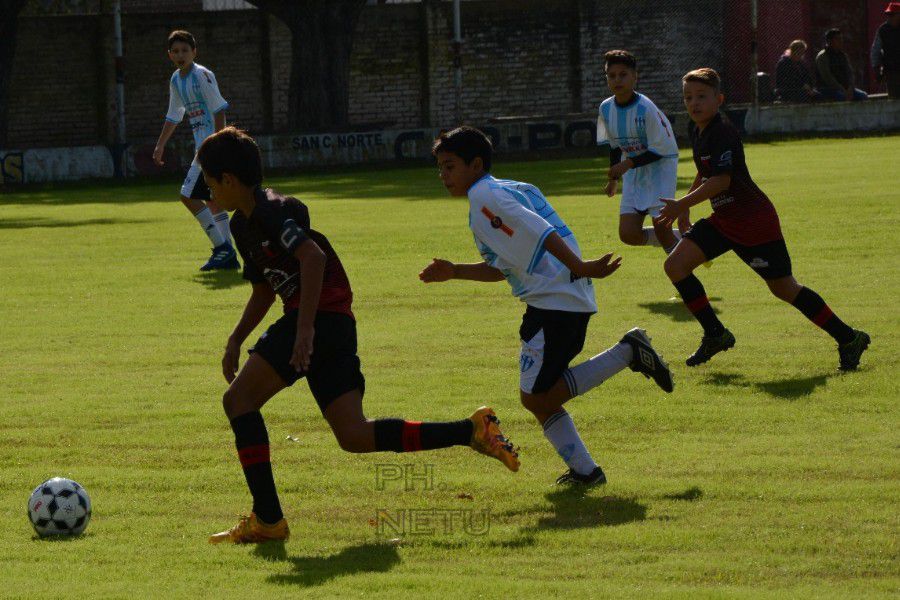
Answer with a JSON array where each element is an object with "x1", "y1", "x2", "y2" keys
[
  {"x1": 684, "y1": 217, "x2": 793, "y2": 280},
  {"x1": 519, "y1": 305, "x2": 591, "y2": 394},
  {"x1": 249, "y1": 310, "x2": 365, "y2": 412}
]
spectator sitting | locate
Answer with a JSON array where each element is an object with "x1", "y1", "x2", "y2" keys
[
  {"x1": 774, "y1": 40, "x2": 820, "y2": 103},
  {"x1": 815, "y1": 28, "x2": 868, "y2": 101},
  {"x1": 871, "y1": 2, "x2": 900, "y2": 98}
]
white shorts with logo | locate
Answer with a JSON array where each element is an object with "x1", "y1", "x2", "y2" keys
[
  {"x1": 619, "y1": 156, "x2": 678, "y2": 217},
  {"x1": 180, "y1": 162, "x2": 210, "y2": 200}
]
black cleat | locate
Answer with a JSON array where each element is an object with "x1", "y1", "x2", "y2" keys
[
  {"x1": 555, "y1": 466, "x2": 607, "y2": 487},
  {"x1": 838, "y1": 329, "x2": 870, "y2": 371},
  {"x1": 619, "y1": 327, "x2": 674, "y2": 393},
  {"x1": 686, "y1": 329, "x2": 736, "y2": 367}
]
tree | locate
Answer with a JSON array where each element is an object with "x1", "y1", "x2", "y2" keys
[
  {"x1": 246, "y1": 0, "x2": 368, "y2": 132},
  {"x1": 0, "y1": 0, "x2": 28, "y2": 147}
]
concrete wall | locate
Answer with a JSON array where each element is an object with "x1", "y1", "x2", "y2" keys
[
  {"x1": 6, "y1": 0, "x2": 724, "y2": 150},
  {"x1": 3, "y1": 100, "x2": 897, "y2": 184}
]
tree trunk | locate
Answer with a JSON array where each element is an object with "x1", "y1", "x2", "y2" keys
[
  {"x1": 0, "y1": 0, "x2": 28, "y2": 147},
  {"x1": 249, "y1": 0, "x2": 367, "y2": 132}
]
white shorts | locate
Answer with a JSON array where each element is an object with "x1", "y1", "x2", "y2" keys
[
  {"x1": 180, "y1": 163, "x2": 210, "y2": 200},
  {"x1": 619, "y1": 157, "x2": 677, "y2": 217}
]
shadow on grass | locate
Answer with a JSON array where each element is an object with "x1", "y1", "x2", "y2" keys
[
  {"x1": 0, "y1": 217, "x2": 151, "y2": 230},
  {"x1": 662, "y1": 486, "x2": 704, "y2": 501},
  {"x1": 703, "y1": 370, "x2": 833, "y2": 399},
  {"x1": 191, "y1": 269, "x2": 246, "y2": 290},
  {"x1": 499, "y1": 486, "x2": 648, "y2": 531},
  {"x1": 253, "y1": 541, "x2": 400, "y2": 587},
  {"x1": 638, "y1": 297, "x2": 722, "y2": 323}
]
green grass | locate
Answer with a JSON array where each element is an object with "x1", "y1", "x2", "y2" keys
[{"x1": 0, "y1": 136, "x2": 897, "y2": 598}]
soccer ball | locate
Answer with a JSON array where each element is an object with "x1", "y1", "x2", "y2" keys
[{"x1": 27, "y1": 477, "x2": 91, "y2": 537}]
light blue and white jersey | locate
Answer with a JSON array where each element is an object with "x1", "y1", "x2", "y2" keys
[
  {"x1": 467, "y1": 175, "x2": 597, "y2": 313},
  {"x1": 165, "y1": 63, "x2": 229, "y2": 152},
  {"x1": 596, "y1": 92, "x2": 677, "y2": 158},
  {"x1": 597, "y1": 93, "x2": 679, "y2": 213}
]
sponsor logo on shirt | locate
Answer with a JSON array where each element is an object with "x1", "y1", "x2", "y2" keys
[
  {"x1": 480, "y1": 206, "x2": 514, "y2": 237},
  {"x1": 717, "y1": 151, "x2": 733, "y2": 167}
]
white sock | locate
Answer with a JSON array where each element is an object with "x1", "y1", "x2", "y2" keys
[
  {"x1": 644, "y1": 227, "x2": 682, "y2": 253},
  {"x1": 542, "y1": 410, "x2": 597, "y2": 476},
  {"x1": 213, "y1": 211, "x2": 231, "y2": 245},
  {"x1": 562, "y1": 342, "x2": 633, "y2": 397},
  {"x1": 194, "y1": 207, "x2": 227, "y2": 247},
  {"x1": 664, "y1": 230, "x2": 682, "y2": 254}
]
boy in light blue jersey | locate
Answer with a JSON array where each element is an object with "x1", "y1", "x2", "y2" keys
[
  {"x1": 599, "y1": 50, "x2": 682, "y2": 254},
  {"x1": 153, "y1": 30, "x2": 238, "y2": 271},
  {"x1": 420, "y1": 127, "x2": 674, "y2": 486}
]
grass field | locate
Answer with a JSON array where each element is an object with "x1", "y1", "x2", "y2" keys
[{"x1": 0, "y1": 136, "x2": 897, "y2": 598}]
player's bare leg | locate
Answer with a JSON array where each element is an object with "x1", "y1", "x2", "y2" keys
[
  {"x1": 766, "y1": 275, "x2": 870, "y2": 371},
  {"x1": 665, "y1": 239, "x2": 735, "y2": 366},
  {"x1": 211, "y1": 354, "x2": 290, "y2": 544},
  {"x1": 323, "y1": 389, "x2": 519, "y2": 471},
  {"x1": 618, "y1": 213, "x2": 649, "y2": 246}
]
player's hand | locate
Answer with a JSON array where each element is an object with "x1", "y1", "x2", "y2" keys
[
  {"x1": 222, "y1": 337, "x2": 241, "y2": 383},
  {"x1": 290, "y1": 323, "x2": 314, "y2": 373},
  {"x1": 581, "y1": 253, "x2": 622, "y2": 279},
  {"x1": 152, "y1": 146, "x2": 164, "y2": 167},
  {"x1": 677, "y1": 212, "x2": 693, "y2": 235},
  {"x1": 657, "y1": 198, "x2": 685, "y2": 227},
  {"x1": 604, "y1": 179, "x2": 618, "y2": 197},
  {"x1": 607, "y1": 161, "x2": 629, "y2": 180},
  {"x1": 419, "y1": 258, "x2": 455, "y2": 283}
]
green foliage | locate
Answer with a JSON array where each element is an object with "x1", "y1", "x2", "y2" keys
[{"x1": 0, "y1": 136, "x2": 897, "y2": 597}]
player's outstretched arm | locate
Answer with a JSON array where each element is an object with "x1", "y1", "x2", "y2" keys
[
  {"x1": 291, "y1": 239, "x2": 326, "y2": 373},
  {"x1": 224, "y1": 282, "x2": 276, "y2": 383},
  {"x1": 543, "y1": 231, "x2": 622, "y2": 279},
  {"x1": 419, "y1": 258, "x2": 505, "y2": 283},
  {"x1": 657, "y1": 174, "x2": 731, "y2": 227}
]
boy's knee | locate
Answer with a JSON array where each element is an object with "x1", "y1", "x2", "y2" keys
[
  {"x1": 618, "y1": 228, "x2": 644, "y2": 246},
  {"x1": 222, "y1": 389, "x2": 244, "y2": 419},
  {"x1": 334, "y1": 425, "x2": 369, "y2": 453},
  {"x1": 663, "y1": 255, "x2": 682, "y2": 281}
]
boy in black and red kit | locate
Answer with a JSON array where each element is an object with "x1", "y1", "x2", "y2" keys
[
  {"x1": 658, "y1": 68, "x2": 869, "y2": 371},
  {"x1": 197, "y1": 127, "x2": 519, "y2": 544}
]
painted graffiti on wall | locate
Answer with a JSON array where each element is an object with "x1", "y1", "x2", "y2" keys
[{"x1": 0, "y1": 152, "x2": 24, "y2": 184}]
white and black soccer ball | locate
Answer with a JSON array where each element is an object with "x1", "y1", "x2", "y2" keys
[{"x1": 27, "y1": 477, "x2": 91, "y2": 537}]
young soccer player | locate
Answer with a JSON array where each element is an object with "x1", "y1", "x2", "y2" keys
[
  {"x1": 421, "y1": 126, "x2": 673, "y2": 486},
  {"x1": 198, "y1": 127, "x2": 520, "y2": 544},
  {"x1": 658, "y1": 68, "x2": 870, "y2": 370},
  {"x1": 598, "y1": 50, "x2": 682, "y2": 253},
  {"x1": 153, "y1": 30, "x2": 238, "y2": 272}
]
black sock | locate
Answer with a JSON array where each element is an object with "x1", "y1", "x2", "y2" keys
[
  {"x1": 791, "y1": 287, "x2": 854, "y2": 344},
  {"x1": 373, "y1": 418, "x2": 473, "y2": 452},
  {"x1": 673, "y1": 274, "x2": 725, "y2": 336},
  {"x1": 230, "y1": 411, "x2": 283, "y2": 524}
]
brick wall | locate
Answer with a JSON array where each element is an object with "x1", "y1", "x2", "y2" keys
[{"x1": 7, "y1": 0, "x2": 730, "y2": 149}]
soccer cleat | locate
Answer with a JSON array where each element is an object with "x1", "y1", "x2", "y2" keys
[
  {"x1": 469, "y1": 406, "x2": 520, "y2": 472},
  {"x1": 200, "y1": 242, "x2": 240, "y2": 271},
  {"x1": 838, "y1": 329, "x2": 870, "y2": 371},
  {"x1": 685, "y1": 329, "x2": 736, "y2": 367},
  {"x1": 208, "y1": 513, "x2": 290, "y2": 544},
  {"x1": 619, "y1": 327, "x2": 674, "y2": 393},
  {"x1": 555, "y1": 466, "x2": 607, "y2": 487}
]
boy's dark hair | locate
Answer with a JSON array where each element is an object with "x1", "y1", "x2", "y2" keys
[
  {"x1": 603, "y1": 49, "x2": 637, "y2": 71},
  {"x1": 825, "y1": 28, "x2": 841, "y2": 42},
  {"x1": 682, "y1": 67, "x2": 721, "y2": 92},
  {"x1": 431, "y1": 126, "x2": 493, "y2": 172},
  {"x1": 197, "y1": 126, "x2": 263, "y2": 187},
  {"x1": 168, "y1": 30, "x2": 197, "y2": 50}
]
